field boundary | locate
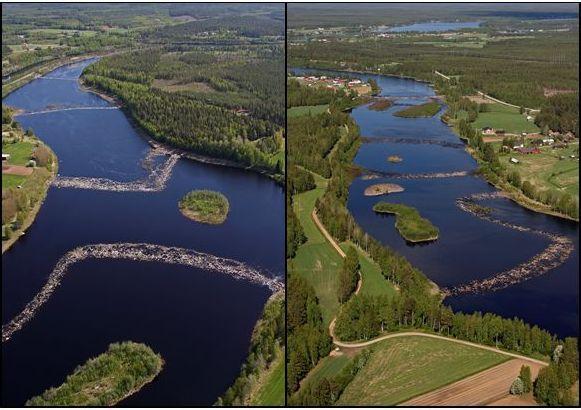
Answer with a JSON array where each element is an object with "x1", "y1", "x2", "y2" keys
[{"x1": 331, "y1": 330, "x2": 548, "y2": 366}]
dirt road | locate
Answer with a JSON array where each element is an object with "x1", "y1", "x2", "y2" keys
[{"x1": 402, "y1": 359, "x2": 544, "y2": 406}]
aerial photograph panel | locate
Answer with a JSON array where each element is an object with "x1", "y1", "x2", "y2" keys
[
  {"x1": 2, "y1": 2, "x2": 284, "y2": 406},
  {"x1": 287, "y1": 2, "x2": 578, "y2": 407}
]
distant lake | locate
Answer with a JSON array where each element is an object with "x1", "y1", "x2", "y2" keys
[{"x1": 381, "y1": 21, "x2": 482, "y2": 33}]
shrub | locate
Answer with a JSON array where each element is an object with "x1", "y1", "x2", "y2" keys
[{"x1": 510, "y1": 377, "x2": 524, "y2": 395}]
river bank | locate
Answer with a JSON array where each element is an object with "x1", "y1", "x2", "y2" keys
[
  {"x1": 2, "y1": 136, "x2": 58, "y2": 254},
  {"x1": 78, "y1": 79, "x2": 285, "y2": 185},
  {"x1": 462, "y1": 143, "x2": 579, "y2": 223}
]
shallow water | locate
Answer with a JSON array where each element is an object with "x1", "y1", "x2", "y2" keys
[{"x1": 2, "y1": 60, "x2": 284, "y2": 406}]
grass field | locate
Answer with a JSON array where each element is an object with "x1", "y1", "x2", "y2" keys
[
  {"x1": 473, "y1": 103, "x2": 540, "y2": 134},
  {"x1": 291, "y1": 173, "x2": 343, "y2": 326},
  {"x1": 394, "y1": 101, "x2": 441, "y2": 118},
  {"x1": 250, "y1": 348, "x2": 285, "y2": 406},
  {"x1": 337, "y1": 336, "x2": 508, "y2": 406},
  {"x1": 288, "y1": 105, "x2": 329, "y2": 118},
  {"x1": 2, "y1": 174, "x2": 27, "y2": 188},
  {"x1": 497, "y1": 142, "x2": 579, "y2": 199},
  {"x1": 291, "y1": 172, "x2": 397, "y2": 326},
  {"x1": 300, "y1": 354, "x2": 352, "y2": 389},
  {"x1": 340, "y1": 241, "x2": 397, "y2": 298},
  {"x1": 2, "y1": 141, "x2": 34, "y2": 165}
]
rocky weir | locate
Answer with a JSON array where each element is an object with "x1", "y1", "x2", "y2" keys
[
  {"x1": 2, "y1": 243, "x2": 283, "y2": 342},
  {"x1": 53, "y1": 147, "x2": 180, "y2": 192},
  {"x1": 443, "y1": 192, "x2": 574, "y2": 297}
]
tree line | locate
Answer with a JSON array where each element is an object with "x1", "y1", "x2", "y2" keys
[{"x1": 82, "y1": 47, "x2": 284, "y2": 175}]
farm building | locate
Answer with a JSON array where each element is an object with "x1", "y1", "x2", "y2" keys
[
  {"x1": 482, "y1": 127, "x2": 495, "y2": 135},
  {"x1": 514, "y1": 147, "x2": 540, "y2": 155}
]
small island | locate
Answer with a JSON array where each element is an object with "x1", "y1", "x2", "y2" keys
[
  {"x1": 368, "y1": 98, "x2": 393, "y2": 111},
  {"x1": 394, "y1": 101, "x2": 441, "y2": 118},
  {"x1": 178, "y1": 189, "x2": 229, "y2": 224},
  {"x1": 364, "y1": 183, "x2": 405, "y2": 196},
  {"x1": 373, "y1": 202, "x2": 439, "y2": 242},
  {"x1": 387, "y1": 155, "x2": 403, "y2": 163},
  {"x1": 26, "y1": 342, "x2": 163, "y2": 406}
]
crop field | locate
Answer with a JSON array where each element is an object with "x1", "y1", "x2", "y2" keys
[
  {"x1": 498, "y1": 143, "x2": 579, "y2": 198},
  {"x1": 288, "y1": 105, "x2": 329, "y2": 118},
  {"x1": 291, "y1": 173, "x2": 342, "y2": 326},
  {"x1": 337, "y1": 336, "x2": 507, "y2": 406},
  {"x1": 473, "y1": 103, "x2": 540, "y2": 134},
  {"x1": 152, "y1": 79, "x2": 215, "y2": 93},
  {"x1": 403, "y1": 358, "x2": 544, "y2": 406}
]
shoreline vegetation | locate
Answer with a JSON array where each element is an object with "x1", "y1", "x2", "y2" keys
[
  {"x1": 394, "y1": 101, "x2": 441, "y2": 118},
  {"x1": 373, "y1": 202, "x2": 439, "y2": 243},
  {"x1": 2, "y1": 106, "x2": 58, "y2": 254},
  {"x1": 217, "y1": 291, "x2": 285, "y2": 406},
  {"x1": 25, "y1": 342, "x2": 163, "y2": 406},
  {"x1": 368, "y1": 98, "x2": 392, "y2": 111},
  {"x1": 178, "y1": 190, "x2": 229, "y2": 225}
]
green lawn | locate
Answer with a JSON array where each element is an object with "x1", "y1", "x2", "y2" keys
[
  {"x1": 3, "y1": 141, "x2": 34, "y2": 165},
  {"x1": 290, "y1": 173, "x2": 342, "y2": 326},
  {"x1": 337, "y1": 336, "x2": 508, "y2": 406},
  {"x1": 300, "y1": 354, "x2": 352, "y2": 389},
  {"x1": 340, "y1": 241, "x2": 397, "y2": 298},
  {"x1": 473, "y1": 103, "x2": 540, "y2": 134},
  {"x1": 499, "y1": 143, "x2": 579, "y2": 199},
  {"x1": 394, "y1": 101, "x2": 441, "y2": 118},
  {"x1": 251, "y1": 349, "x2": 285, "y2": 406},
  {"x1": 291, "y1": 171, "x2": 398, "y2": 326},
  {"x1": 288, "y1": 105, "x2": 329, "y2": 118},
  {"x1": 2, "y1": 174, "x2": 27, "y2": 188}
]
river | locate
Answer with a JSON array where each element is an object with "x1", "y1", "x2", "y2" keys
[
  {"x1": 2, "y1": 60, "x2": 284, "y2": 406},
  {"x1": 293, "y1": 68, "x2": 578, "y2": 339}
]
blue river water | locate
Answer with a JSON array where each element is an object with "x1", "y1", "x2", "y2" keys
[
  {"x1": 2, "y1": 60, "x2": 284, "y2": 406},
  {"x1": 294, "y1": 68, "x2": 578, "y2": 339}
]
